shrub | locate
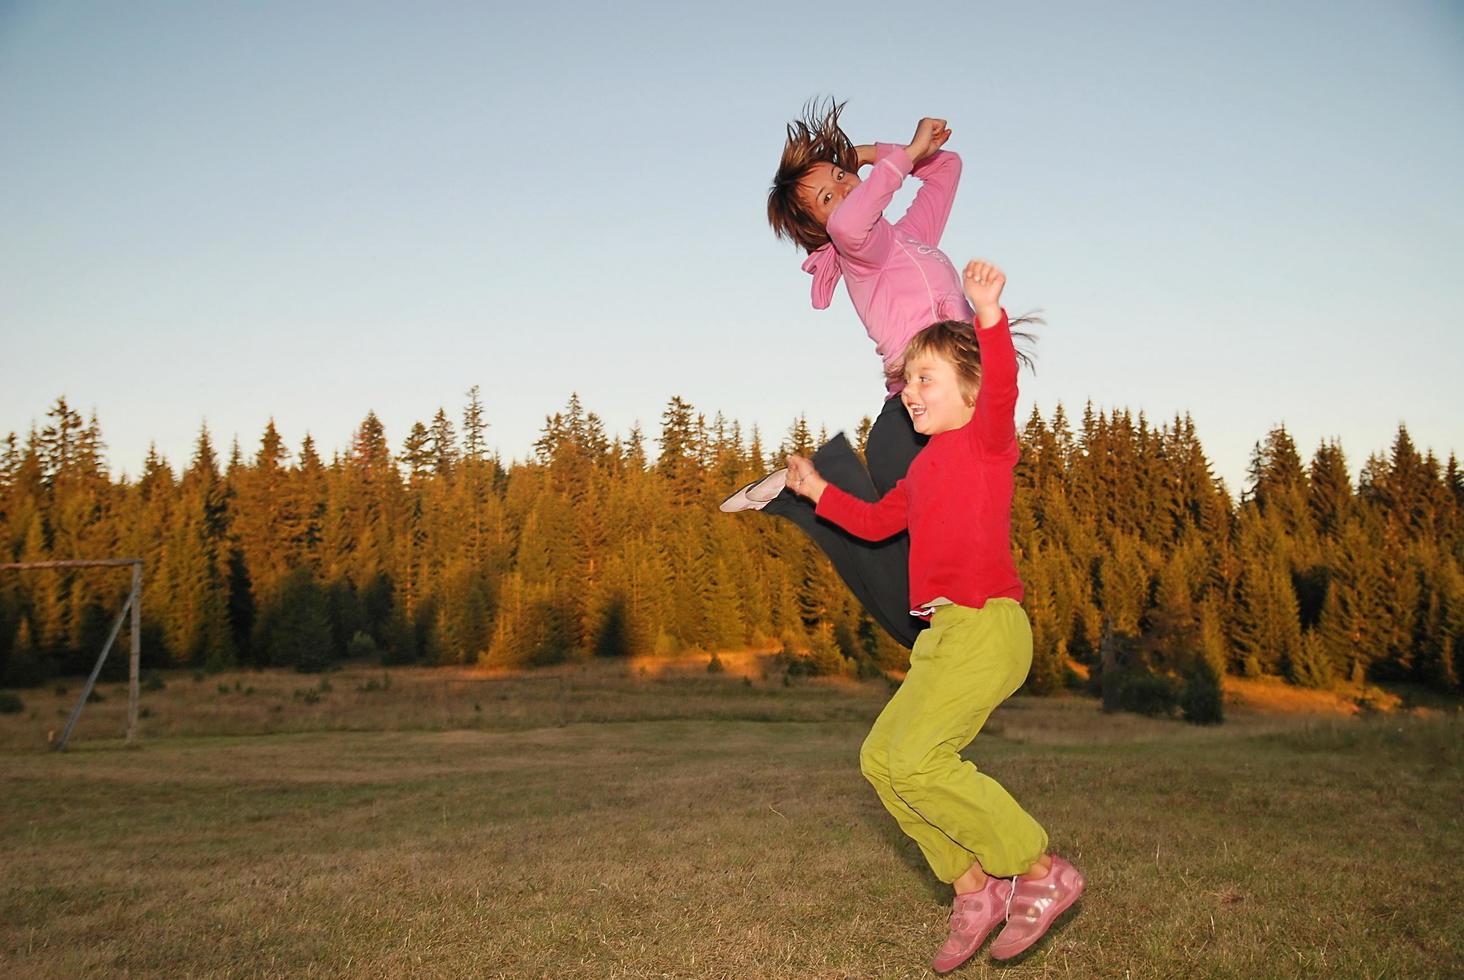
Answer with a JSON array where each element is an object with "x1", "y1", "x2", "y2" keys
[
  {"x1": 1, "y1": 648, "x2": 51, "y2": 688},
  {"x1": 807, "y1": 631, "x2": 847, "y2": 677},
  {"x1": 358, "y1": 672, "x2": 393, "y2": 693},
  {"x1": 347, "y1": 631, "x2": 379, "y2": 660},
  {"x1": 1180, "y1": 656, "x2": 1225, "y2": 725},
  {"x1": 142, "y1": 671, "x2": 166, "y2": 692},
  {"x1": 0, "y1": 692, "x2": 23, "y2": 714},
  {"x1": 594, "y1": 600, "x2": 634, "y2": 658},
  {"x1": 785, "y1": 654, "x2": 828, "y2": 678},
  {"x1": 1112, "y1": 669, "x2": 1179, "y2": 717},
  {"x1": 707, "y1": 653, "x2": 725, "y2": 674},
  {"x1": 264, "y1": 568, "x2": 334, "y2": 673}
]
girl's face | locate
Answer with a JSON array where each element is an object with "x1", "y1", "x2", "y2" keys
[
  {"x1": 795, "y1": 162, "x2": 860, "y2": 229},
  {"x1": 902, "y1": 352, "x2": 976, "y2": 436}
]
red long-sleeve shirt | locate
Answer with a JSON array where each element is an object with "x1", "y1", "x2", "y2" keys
[{"x1": 815, "y1": 311, "x2": 1023, "y2": 615}]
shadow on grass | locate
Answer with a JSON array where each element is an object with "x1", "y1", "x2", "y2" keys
[{"x1": 853, "y1": 793, "x2": 968, "y2": 905}]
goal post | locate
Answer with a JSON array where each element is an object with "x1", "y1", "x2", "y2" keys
[{"x1": 0, "y1": 558, "x2": 143, "y2": 750}]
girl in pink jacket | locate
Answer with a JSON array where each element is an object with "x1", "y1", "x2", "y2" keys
[{"x1": 722, "y1": 101, "x2": 969, "y2": 651}]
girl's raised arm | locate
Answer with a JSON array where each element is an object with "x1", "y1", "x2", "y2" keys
[
  {"x1": 971, "y1": 312, "x2": 1019, "y2": 453},
  {"x1": 825, "y1": 153, "x2": 908, "y2": 268},
  {"x1": 827, "y1": 118, "x2": 950, "y2": 267},
  {"x1": 895, "y1": 148, "x2": 963, "y2": 247},
  {"x1": 964, "y1": 261, "x2": 1019, "y2": 453}
]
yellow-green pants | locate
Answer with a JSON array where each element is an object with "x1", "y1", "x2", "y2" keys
[{"x1": 860, "y1": 599, "x2": 1048, "y2": 882}]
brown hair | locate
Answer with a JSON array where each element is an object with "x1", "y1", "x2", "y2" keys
[
  {"x1": 892, "y1": 317, "x2": 1041, "y2": 400},
  {"x1": 767, "y1": 98, "x2": 859, "y2": 254}
]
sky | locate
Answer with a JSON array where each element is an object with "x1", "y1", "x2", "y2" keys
[{"x1": 2, "y1": 0, "x2": 1461, "y2": 494}]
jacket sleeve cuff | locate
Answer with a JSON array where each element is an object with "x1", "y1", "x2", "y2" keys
[
  {"x1": 975, "y1": 308, "x2": 1009, "y2": 332},
  {"x1": 875, "y1": 144, "x2": 914, "y2": 180}
]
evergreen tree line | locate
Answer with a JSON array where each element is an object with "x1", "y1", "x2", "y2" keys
[{"x1": 1, "y1": 393, "x2": 1461, "y2": 697}]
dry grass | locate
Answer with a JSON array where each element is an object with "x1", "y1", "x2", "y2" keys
[
  {"x1": 0, "y1": 656, "x2": 885, "y2": 753},
  {"x1": 2, "y1": 660, "x2": 1461, "y2": 978},
  {"x1": 1220, "y1": 674, "x2": 1408, "y2": 716}
]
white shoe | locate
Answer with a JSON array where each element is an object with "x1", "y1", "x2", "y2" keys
[{"x1": 718, "y1": 468, "x2": 788, "y2": 513}]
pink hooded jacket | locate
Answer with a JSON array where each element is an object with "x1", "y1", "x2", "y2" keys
[{"x1": 802, "y1": 143, "x2": 971, "y2": 397}]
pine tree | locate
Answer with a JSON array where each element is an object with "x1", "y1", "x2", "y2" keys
[
  {"x1": 1315, "y1": 519, "x2": 1381, "y2": 684},
  {"x1": 429, "y1": 408, "x2": 459, "y2": 478},
  {"x1": 1231, "y1": 555, "x2": 1302, "y2": 678},
  {"x1": 462, "y1": 385, "x2": 489, "y2": 463},
  {"x1": 1227, "y1": 508, "x2": 1286, "y2": 673},
  {"x1": 1022, "y1": 548, "x2": 1068, "y2": 694},
  {"x1": 1445, "y1": 454, "x2": 1463, "y2": 531},
  {"x1": 38, "y1": 398, "x2": 85, "y2": 489},
  {"x1": 401, "y1": 423, "x2": 432, "y2": 482},
  {"x1": 229, "y1": 421, "x2": 295, "y2": 658},
  {"x1": 166, "y1": 426, "x2": 236, "y2": 668},
  {"x1": 1410, "y1": 544, "x2": 1461, "y2": 691},
  {"x1": 1249, "y1": 425, "x2": 1310, "y2": 539},
  {"x1": 656, "y1": 396, "x2": 699, "y2": 503},
  {"x1": 260, "y1": 567, "x2": 333, "y2": 671},
  {"x1": 1364, "y1": 425, "x2": 1442, "y2": 538},
  {"x1": 1308, "y1": 440, "x2": 1352, "y2": 537},
  {"x1": 1097, "y1": 532, "x2": 1149, "y2": 636},
  {"x1": 854, "y1": 416, "x2": 874, "y2": 457},
  {"x1": 783, "y1": 415, "x2": 815, "y2": 459}
]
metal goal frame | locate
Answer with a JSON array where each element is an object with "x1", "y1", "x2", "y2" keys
[{"x1": 0, "y1": 558, "x2": 142, "y2": 750}]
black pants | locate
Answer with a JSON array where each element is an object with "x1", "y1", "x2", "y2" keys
[{"x1": 762, "y1": 395, "x2": 927, "y2": 649}]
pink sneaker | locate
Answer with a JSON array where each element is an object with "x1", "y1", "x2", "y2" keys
[
  {"x1": 931, "y1": 876, "x2": 1013, "y2": 974},
  {"x1": 989, "y1": 856, "x2": 1085, "y2": 961}
]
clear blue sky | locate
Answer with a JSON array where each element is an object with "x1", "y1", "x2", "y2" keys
[{"x1": 3, "y1": 0, "x2": 1461, "y2": 494}]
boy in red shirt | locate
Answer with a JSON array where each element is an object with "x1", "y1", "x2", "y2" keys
[{"x1": 787, "y1": 260, "x2": 1084, "y2": 972}]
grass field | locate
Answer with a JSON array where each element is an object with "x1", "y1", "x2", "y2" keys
[{"x1": 2, "y1": 658, "x2": 1461, "y2": 978}]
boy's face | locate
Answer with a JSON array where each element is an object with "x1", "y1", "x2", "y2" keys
[
  {"x1": 902, "y1": 353, "x2": 976, "y2": 436},
  {"x1": 795, "y1": 162, "x2": 860, "y2": 229}
]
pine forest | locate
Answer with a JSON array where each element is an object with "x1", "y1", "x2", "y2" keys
[{"x1": 3, "y1": 391, "x2": 1462, "y2": 707}]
